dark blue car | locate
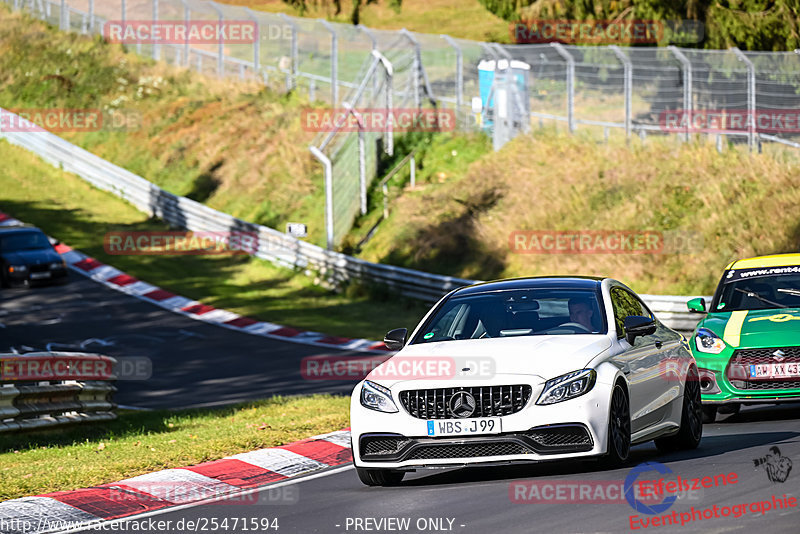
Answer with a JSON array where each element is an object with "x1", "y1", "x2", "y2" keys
[{"x1": 0, "y1": 225, "x2": 68, "y2": 287}]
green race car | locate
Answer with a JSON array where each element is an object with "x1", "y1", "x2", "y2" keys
[{"x1": 687, "y1": 253, "x2": 800, "y2": 423}]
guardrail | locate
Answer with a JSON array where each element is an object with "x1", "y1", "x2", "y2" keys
[
  {"x1": 0, "y1": 352, "x2": 117, "y2": 432},
  {"x1": 0, "y1": 107, "x2": 707, "y2": 331}
]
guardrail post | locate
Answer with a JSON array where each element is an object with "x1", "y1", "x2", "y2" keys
[
  {"x1": 209, "y1": 2, "x2": 225, "y2": 77},
  {"x1": 609, "y1": 46, "x2": 632, "y2": 141},
  {"x1": 319, "y1": 20, "x2": 338, "y2": 105},
  {"x1": 441, "y1": 34, "x2": 463, "y2": 121},
  {"x1": 550, "y1": 43, "x2": 575, "y2": 133},
  {"x1": 279, "y1": 13, "x2": 298, "y2": 91},
  {"x1": 731, "y1": 47, "x2": 756, "y2": 152},
  {"x1": 309, "y1": 147, "x2": 335, "y2": 250},
  {"x1": 243, "y1": 7, "x2": 260, "y2": 74},
  {"x1": 59, "y1": 0, "x2": 66, "y2": 30},
  {"x1": 668, "y1": 46, "x2": 692, "y2": 142},
  {"x1": 152, "y1": 0, "x2": 160, "y2": 60}
]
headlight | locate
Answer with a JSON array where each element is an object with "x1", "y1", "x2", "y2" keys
[
  {"x1": 360, "y1": 380, "x2": 398, "y2": 413},
  {"x1": 695, "y1": 328, "x2": 726, "y2": 354},
  {"x1": 537, "y1": 369, "x2": 597, "y2": 405},
  {"x1": 49, "y1": 261, "x2": 65, "y2": 270},
  {"x1": 8, "y1": 265, "x2": 27, "y2": 272}
]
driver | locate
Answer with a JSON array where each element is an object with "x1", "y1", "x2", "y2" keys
[{"x1": 568, "y1": 297, "x2": 595, "y2": 331}]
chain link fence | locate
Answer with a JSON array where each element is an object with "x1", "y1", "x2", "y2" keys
[{"x1": 6, "y1": 0, "x2": 800, "y2": 248}]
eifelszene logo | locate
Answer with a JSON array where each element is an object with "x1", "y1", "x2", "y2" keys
[{"x1": 753, "y1": 446, "x2": 793, "y2": 483}]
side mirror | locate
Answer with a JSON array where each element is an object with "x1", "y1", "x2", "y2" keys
[
  {"x1": 687, "y1": 297, "x2": 707, "y2": 314},
  {"x1": 624, "y1": 315, "x2": 656, "y2": 345},
  {"x1": 383, "y1": 328, "x2": 408, "y2": 351}
]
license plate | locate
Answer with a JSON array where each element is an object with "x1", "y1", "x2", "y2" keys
[
  {"x1": 30, "y1": 272, "x2": 51, "y2": 279},
  {"x1": 750, "y1": 362, "x2": 800, "y2": 379},
  {"x1": 426, "y1": 418, "x2": 502, "y2": 436}
]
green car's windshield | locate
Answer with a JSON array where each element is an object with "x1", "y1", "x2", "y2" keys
[
  {"x1": 411, "y1": 289, "x2": 607, "y2": 344},
  {"x1": 713, "y1": 268, "x2": 800, "y2": 312}
]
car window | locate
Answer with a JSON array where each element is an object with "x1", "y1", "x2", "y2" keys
[
  {"x1": 610, "y1": 287, "x2": 651, "y2": 339},
  {"x1": 412, "y1": 288, "x2": 607, "y2": 344},
  {"x1": 0, "y1": 231, "x2": 51, "y2": 252}
]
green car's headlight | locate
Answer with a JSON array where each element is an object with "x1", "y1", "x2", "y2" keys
[
  {"x1": 360, "y1": 380, "x2": 398, "y2": 413},
  {"x1": 695, "y1": 328, "x2": 726, "y2": 354}
]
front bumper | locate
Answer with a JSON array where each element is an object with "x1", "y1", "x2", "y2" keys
[
  {"x1": 350, "y1": 376, "x2": 612, "y2": 469},
  {"x1": 6, "y1": 266, "x2": 68, "y2": 286}
]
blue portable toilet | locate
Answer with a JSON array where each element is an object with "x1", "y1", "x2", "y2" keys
[{"x1": 477, "y1": 59, "x2": 531, "y2": 131}]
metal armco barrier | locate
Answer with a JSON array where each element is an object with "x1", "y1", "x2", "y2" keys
[{"x1": 0, "y1": 352, "x2": 117, "y2": 432}]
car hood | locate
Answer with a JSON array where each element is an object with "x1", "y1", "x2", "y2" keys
[
  {"x1": 367, "y1": 335, "x2": 612, "y2": 388},
  {"x1": 700, "y1": 308, "x2": 800, "y2": 348},
  {"x1": 1, "y1": 248, "x2": 61, "y2": 266}
]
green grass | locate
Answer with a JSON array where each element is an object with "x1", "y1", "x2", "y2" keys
[
  {"x1": 0, "y1": 395, "x2": 349, "y2": 501},
  {"x1": 0, "y1": 139, "x2": 429, "y2": 339}
]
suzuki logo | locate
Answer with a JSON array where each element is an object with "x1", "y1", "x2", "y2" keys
[
  {"x1": 449, "y1": 391, "x2": 476, "y2": 418},
  {"x1": 773, "y1": 350, "x2": 786, "y2": 362}
]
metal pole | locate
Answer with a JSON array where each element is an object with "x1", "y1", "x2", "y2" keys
[
  {"x1": 152, "y1": 0, "x2": 160, "y2": 61},
  {"x1": 244, "y1": 7, "x2": 260, "y2": 74},
  {"x1": 279, "y1": 13, "x2": 298, "y2": 91},
  {"x1": 88, "y1": 0, "x2": 94, "y2": 33},
  {"x1": 441, "y1": 34, "x2": 463, "y2": 116},
  {"x1": 410, "y1": 156, "x2": 416, "y2": 188},
  {"x1": 551, "y1": 43, "x2": 575, "y2": 133},
  {"x1": 121, "y1": 0, "x2": 126, "y2": 31},
  {"x1": 59, "y1": 0, "x2": 66, "y2": 30},
  {"x1": 209, "y1": 2, "x2": 225, "y2": 77},
  {"x1": 609, "y1": 45, "x2": 632, "y2": 141},
  {"x1": 668, "y1": 46, "x2": 692, "y2": 142},
  {"x1": 181, "y1": 0, "x2": 190, "y2": 67},
  {"x1": 309, "y1": 146, "x2": 335, "y2": 250},
  {"x1": 320, "y1": 20, "x2": 338, "y2": 105},
  {"x1": 400, "y1": 29, "x2": 421, "y2": 109},
  {"x1": 373, "y1": 49, "x2": 394, "y2": 156},
  {"x1": 358, "y1": 24, "x2": 379, "y2": 99},
  {"x1": 731, "y1": 47, "x2": 756, "y2": 152}
]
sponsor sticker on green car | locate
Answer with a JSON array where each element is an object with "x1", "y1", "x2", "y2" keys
[{"x1": 687, "y1": 256, "x2": 800, "y2": 422}]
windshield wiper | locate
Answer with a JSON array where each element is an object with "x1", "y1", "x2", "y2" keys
[
  {"x1": 734, "y1": 287, "x2": 783, "y2": 308},
  {"x1": 777, "y1": 288, "x2": 800, "y2": 297}
]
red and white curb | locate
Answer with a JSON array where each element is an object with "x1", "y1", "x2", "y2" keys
[
  {"x1": 0, "y1": 211, "x2": 389, "y2": 353},
  {"x1": 0, "y1": 429, "x2": 352, "y2": 534}
]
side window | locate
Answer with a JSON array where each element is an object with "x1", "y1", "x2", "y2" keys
[{"x1": 610, "y1": 288, "x2": 648, "y2": 338}]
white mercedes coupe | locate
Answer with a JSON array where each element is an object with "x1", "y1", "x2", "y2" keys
[{"x1": 351, "y1": 276, "x2": 702, "y2": 486}]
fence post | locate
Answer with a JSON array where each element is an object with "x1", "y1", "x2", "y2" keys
[
  {"x1": 609, "y1": 45, "x2": 632, "y2": 141},
  {"x1": 319, "y1": 20, "x2": 338, "y2": 105},
  {"x1": 209, "y1": 2, "x2": 225, "y2": 77},
  {"x1": 441, "y1": 34, "x2": 463, "y2": 117},
  {"x1": 551, "y1": 43, "x2": 575, "y2": 133},
  {"x1": 400, "y1": 29, "x2": 421, "y2": 109},
  {"x1": 243, "y1": 8, "x2": 260, "y2": 74},
  {"x1": 358, "y1": 25, "x2": 379, "y2": 99},
  {"x1": 353, "y1": 109, "x2": 367, "y2": 215},
  {"x1": 152, "y1": 0, "x2": 160, "y2": 61},
  {"x1": 373, "y1": 49, "x2": 394, "y2": 156},
  {"x1": 88, "y1": 0, "x2": 94, "y2": 33},
  {"x1": 279, "y1": 13, "x2": 298, "y2": 91},
  {"x1": 59, "y1": 0, "x2": 66, "y2": 30},
  {"x1": 731, "y1": 47, "x2": 756, "y2": 152},
  {"x1": 309, "y1": 147, "x2": 335, "y2": 250},
  {"x1": 180, "y1": 0, "x2": 190, "y2": 67},
  {"x1": 668, "y1": 46, "x2": 692, "y2": 142}
]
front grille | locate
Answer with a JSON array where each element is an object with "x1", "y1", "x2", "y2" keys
[
  {"x1": 361, "y1": 435, "x2": 411, "y2": 456},
  {"x1": 406, "y1": 442, "x2": 528, "y2": 460},
  {"x1": 528, "y1": 425, "x2": 593, "y2": 449},
  {"x1": 399, "y1": 385, "x2": 532, "y2": 419},
  {"x1": 729, "y1": 347, "x2": 800, "y2": 391}
]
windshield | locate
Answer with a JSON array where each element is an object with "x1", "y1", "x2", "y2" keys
[
  {"x1": 0, "y1": 231, "x2": 52, "y2": 252},
  {"x1": 712, "y1": 267, "x2": 800, "y2": 312},
  {"x1": 411, "y1": 288, "x2": 607, "y2": 344}
]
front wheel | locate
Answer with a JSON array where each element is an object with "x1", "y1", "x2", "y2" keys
[
  {"x1": 655, "y1": 367, "x2": 703, "y2": 452},
  {"x1": 602, "y1": 384, "x2": 631, "y2": 467},
  {"x1": 356, "y1": 467, "x2": 405, "y2": 487}
]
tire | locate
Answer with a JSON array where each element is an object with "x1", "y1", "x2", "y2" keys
[
  {"x1": 655, "y1": 366, "x2": 703, "y2": 452},
  {"x1": 701, "y1": 405, "x2": 718, "y2": 424},
  {"x1": 356, "y1": 467, "x2": 405, "y2": 487},
  {"x1": 602, "y1": 383, "x2": 631, "y2": 467}
]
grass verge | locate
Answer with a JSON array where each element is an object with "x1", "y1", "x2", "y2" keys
[
  {"x1": 0, "y1": 139, "x2": 429, "y2": 340},
  {"x1": 0, "y1": 395, "x2": 349, "y2": 501}
]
